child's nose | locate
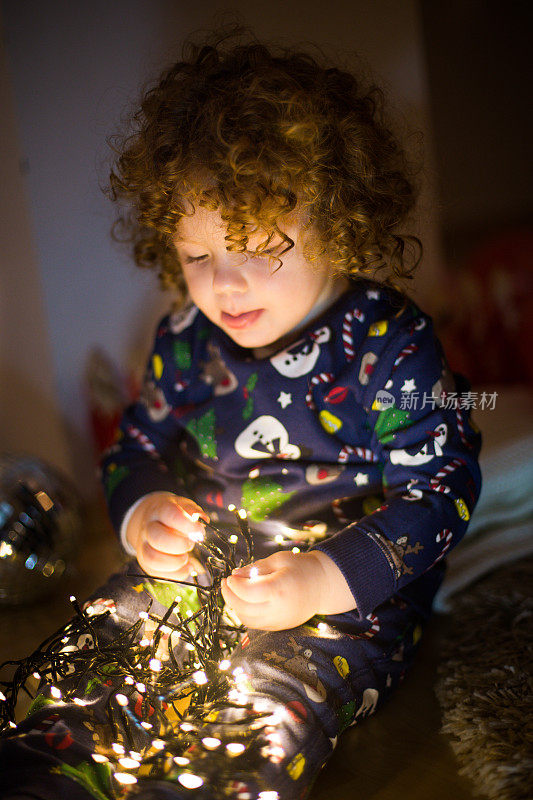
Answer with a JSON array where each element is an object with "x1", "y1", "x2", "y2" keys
[{"x1": 212, "y1": 258, "x2": 248, "y2": 294}]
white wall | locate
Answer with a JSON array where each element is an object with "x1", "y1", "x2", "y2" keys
[
  {"x1": 1, "y1": 0, "x2": 443, "y2": 496},
  {"x1": 0, "y1": 24, "x2": 72, "y2": 474}
]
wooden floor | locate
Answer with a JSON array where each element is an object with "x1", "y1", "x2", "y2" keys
[{"x1": 0, "y1": 502, "x2": 475, "y2": 800}]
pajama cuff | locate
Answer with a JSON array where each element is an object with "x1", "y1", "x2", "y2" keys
[{"x1": 312, "y1": 523, "x2": 396, "y2": 620}]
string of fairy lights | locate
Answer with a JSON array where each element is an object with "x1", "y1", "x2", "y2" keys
[{"x1": 0, "y1": 507, "x2": 282, "y2": 798}]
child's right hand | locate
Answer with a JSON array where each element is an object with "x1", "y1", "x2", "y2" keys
[{"x1": 125, "y1": 492, "x2": 208, "y2": 579}]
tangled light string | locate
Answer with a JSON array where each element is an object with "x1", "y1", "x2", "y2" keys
[{"x1": 0, "y1": 508, "x2": 280, "y2": 797}]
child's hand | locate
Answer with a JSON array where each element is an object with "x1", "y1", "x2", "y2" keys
[
  {"x1": 221, "y1": 550, "x2": 355, "y2": 631},
  {"x1": 125, "y1": 492, "x2": 208, "y2": 579}
]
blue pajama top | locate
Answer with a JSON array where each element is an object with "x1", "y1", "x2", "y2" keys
[{"x1": 101, "y1": 278, "x2": 482, "y2": 620}]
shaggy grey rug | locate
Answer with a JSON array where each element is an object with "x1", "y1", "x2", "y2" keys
[{"x1": 435, "y1": 556, "x2": 533, "y2": 800}]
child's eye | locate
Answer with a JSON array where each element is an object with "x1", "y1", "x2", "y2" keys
[
  {"x1": 249, "y1": 247, "x2": 280, "y2": 258},
  {"x1": 184, "y1": 254, "x2": 209, "y2": 264}
]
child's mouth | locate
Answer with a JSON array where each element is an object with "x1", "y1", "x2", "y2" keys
[{"x1": 221, "y1": 309, "x2": 263, "y2": 329}]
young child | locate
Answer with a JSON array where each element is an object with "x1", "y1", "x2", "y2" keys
[{"x1": 0, "y1": 33, "x2": 481, "y2": 800}]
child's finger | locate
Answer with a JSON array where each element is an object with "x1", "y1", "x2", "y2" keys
[
  {"x1": 224, "y1": 571, "x2": 278, "y2": 604},
  {"x1": 221, "y1": 579, "x2": 270, "y2": 627},
  {"x1": 139, "y1": 541, "x2": 191, "y2": 578},
  {"x1": 231, "y1": 555, "x2": 276, "y2": 578},
  {"x1": 145, "y1": 520, "x2": 195, "y2": 554},
  {"x1": 155, "y1": 499, "x2": 207, "y2": 539}
]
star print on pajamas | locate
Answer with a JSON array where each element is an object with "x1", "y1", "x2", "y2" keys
[
  {"x1": 401, "y1": 378, "x2": 417, "y2": 392},
  {"x1": 277, "y1": 391, "x2": 292, "y2": 408}
]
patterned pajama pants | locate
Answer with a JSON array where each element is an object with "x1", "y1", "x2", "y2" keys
[{"x1": 0, "y1": 561, "x2": 431, "y2": 800}]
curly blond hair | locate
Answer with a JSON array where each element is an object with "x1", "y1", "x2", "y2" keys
[{"x1": 108, "y1": 30, "x2": 421, "y2": 302}]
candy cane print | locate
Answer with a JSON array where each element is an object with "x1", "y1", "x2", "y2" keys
[
  {"x1": 392, "y1": 343, "x2": 418, "y2": 372},
  {"x1": 126, "y1": 424, "x2": 159, "y2": 458},
  {"x1": 362, "y1": 613, "x2": 380, "y2": 639},
  {"x1": 435, "y1": 529, "x2": 453, "y2": 561},
  {"x1": 338, "y1": 445, "x2": 378, "y2": 464},
  {"x1": 429, "y1": 458, "x2": 466, "y2": 493},
  {"x1": 306, "y1": 372, "x2": 333, "y2": 410},
  {"x1": 332, "y1": 497, "x2": 350, "y2": 525},
  {"x1": 455, "y1": 407, "x2": 472, "y2": 448}
]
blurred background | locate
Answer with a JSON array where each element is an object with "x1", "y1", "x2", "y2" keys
[{"x1": 1, "y1": 0, "x2": 532, "y2": 501}]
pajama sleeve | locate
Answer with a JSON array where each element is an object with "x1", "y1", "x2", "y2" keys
[
  {"x1": 100, "y1": 313, "x2": 206, "y2": 538},
  {"x1": 312, "y1": 311, "x2": 483, "y2": 620}
]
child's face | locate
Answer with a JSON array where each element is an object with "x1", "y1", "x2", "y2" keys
[{"x1": 174, "y1": 206, "x2": 348, "y2": 350}]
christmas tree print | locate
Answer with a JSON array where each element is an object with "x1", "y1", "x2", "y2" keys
[
  {"x1": 241, "y1": 476, "x2": 295, "y2": 522},
  {"x1": 186, "y1": 408, "x2": 217, "y2": 459},
  {"x1": 374, "y1": 406, "x2": 412, "y2": 444},
  {"x1": 51, "y1": 761, "x2": 112, "y2": 800},
  {"x1": 337, "y1": 700, "x2": 356, "y2": 732},
  {"x1": 173, "y1": 340, "x2": 191, "y2": 370},
  {"x1": 103, "y1": 463, "x2": 130, "y2": 501},
  {"x1": 243, "y1": 372, "x2": 258, "y2": 420},
  {"x1": 142, "y1": 581, "x2": 201, "y2": 616}
]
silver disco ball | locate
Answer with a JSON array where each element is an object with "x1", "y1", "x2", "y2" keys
[{"x1": 0, "y1": 455, "x2": 82, "y2": 605}]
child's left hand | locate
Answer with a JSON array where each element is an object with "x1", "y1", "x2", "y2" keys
[{"x1": 221, "y1": 550, "x2": 355, "y2": 631}]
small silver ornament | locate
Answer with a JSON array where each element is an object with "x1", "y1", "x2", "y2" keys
[{"x1": 0, "y1": 455, "x2": 82, "y2": 604}]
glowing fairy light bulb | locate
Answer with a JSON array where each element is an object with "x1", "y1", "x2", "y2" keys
[
  {"x1": 129, "y1": 751, "x2": 142, "y2": 761},
  {"x1": 124, "y1": 676, "x2": 134, "y2": 685},
  {"x1": 135, "y1": 682, "x2": 146, "y2": 693},
  {"x1": 180, "y1": 722, "x2": 194, "y2": 732},
  {"x1": 178, "y1": 774, "x2": 204, "y2": 789},
  {"x1": 114, "y1": 773, "x2": 137, "y2": 785},
  {"x1": 112, "y1": 743, "x2": 125, "y2": 754},
  {"x1": 72, "y1": 698, "x2": 88, "y2": 706},
  {"x1": 317, "y1": 622, "x2": 328, "y2": 632},
  {"x1": 274, "y1": 534, "x2": 285, "y2": 544},
  {"x1": 193, "y1": 670, "x2": 208, "y2": 685},
  {"x1": 202, "y1": 736, "x2": 221, "y2": 749},
  {"x1": 91, "y1": 753, "x2": 108, "y2": 763},
  {"x1": 139, "y1": 638, "x2": 151, "y2": 648},
  {"x1": 69, "y1": 595, "x2": 76, "y2": 602},
  {"x1": 32, "y1": 672, "x2": 41, "y2": 680},
  {"x1": 185, "y1": 642, "x2": 195, "y2": 651},
  {"x1": 149, "y1": 658, "x2": 162, "y2": 672},
  {"x1": 174, "y1": 756, "x2": 190, "y2": 766},
  {"x1": 228, "y1": 690, "x2": 247, "y2": 705},
  {"x1": 238, "y1": 508, "x2": 247, "y2": 519},
  {"x1": 50, "y1": 686, "x2": 62, "y2": 699},
  {"x1": 140, "y1": 721, "x2": 152, "y2": 730},
  {"x1": 0, "y1": 542, "x2": 13, "y2": 558},
  {"x1": 226, "y1": 742, "x2": 246, "y2": 756},
  {"x1": 0, "y1": 691, "x2": 6, "y2": 702},
  {"x1": 248, "y1": 467, "x2": 260, "y2": 479},
  {"x1": 292, "y1": 546, "x2": 301, "y2": 554},
  {"x1": 229, "y1": 534, "x2": 239, "y2": 544},
  {"x1": 160, "y1": 624, "x2": 172, "y2": 635},
  {"x1": 152, "y1": 739, "x2": 165, "y2": 750},
  {"x1": 228, "y1": 504, "x2": 236, "y2": 512},
  {"x1": 249, "y1": 566, "x2": 259, "y2": 581},
  {"x1": 138, "y1": 611, "x2": 149, "y2": 620},
  {"x1": 259, "y1": 792, "x2": 279, "y2": 800},
  {"x1": 115, "y1": 694, "x2": 128, "y2": 706},
  {"x1": 118, "y1": 757, "x2": 141, "y2": 769},
  {"x1": 219, "y1": 659, "x2": 231, "y2": 671}
]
